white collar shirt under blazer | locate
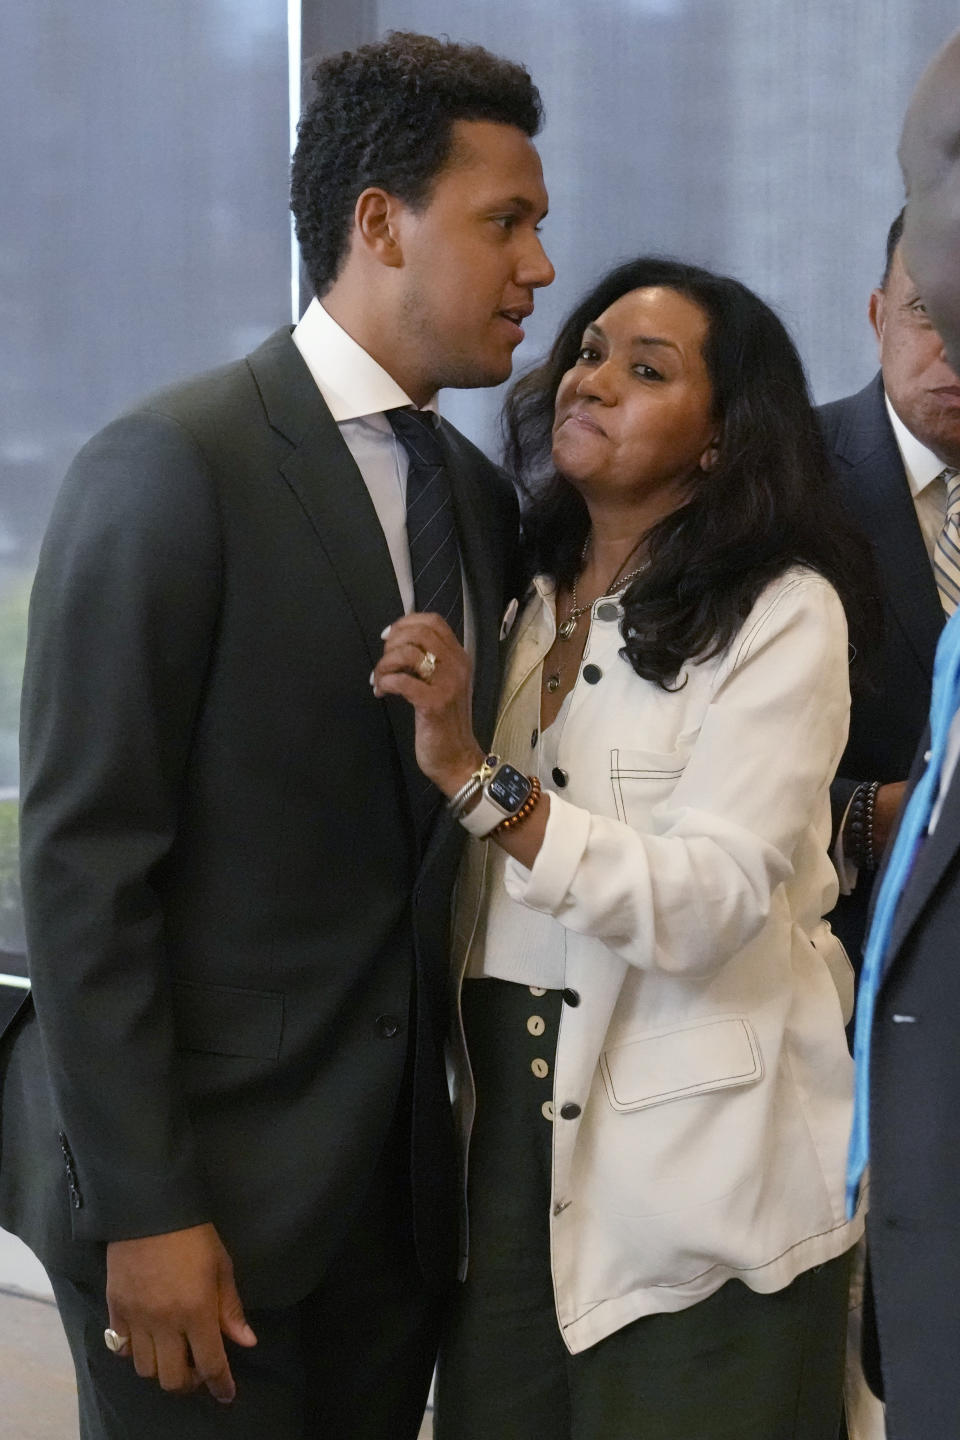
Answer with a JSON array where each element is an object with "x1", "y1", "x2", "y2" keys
[{"x1": 451, "y1": 565, "x2": 863, "y2": 1354}]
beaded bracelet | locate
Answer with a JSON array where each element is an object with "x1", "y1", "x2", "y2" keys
[
  {"x1": 845, "y1": 779, "x2": 882, "y2": 870},
  {"x1": 492, "y1": 775, "x2": 542, "y2": 836}
]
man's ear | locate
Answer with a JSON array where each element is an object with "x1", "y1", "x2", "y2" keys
[
  {"x1": 353, "y1": 187, "x2": 406, "y2": 270},
  {"x1": 869, "y1": 287, "x2": 886, "y2": 352}
]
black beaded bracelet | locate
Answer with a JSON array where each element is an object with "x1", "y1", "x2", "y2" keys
[{"x1": 844, "y1": 779, "x2": 882, "y2": 870}]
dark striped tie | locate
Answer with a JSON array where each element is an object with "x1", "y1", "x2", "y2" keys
[
  {"x1": 388, "y1": 407, "x2": 465, "y2": 846},
  {"x1": 388, "y1": 408, "x2": 464, "y2": 643}
]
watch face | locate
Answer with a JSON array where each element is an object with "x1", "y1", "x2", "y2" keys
[{"x1": 488, "y1": 764, "x2": 532, "y2": 814}]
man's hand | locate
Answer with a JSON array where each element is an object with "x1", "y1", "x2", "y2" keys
[
  {"x1": 105, "y1": 1222, "x2": 256, "y2": 1402},
  {"x1": 873, "y1": 780, "x2": 908, "y2": 858}
]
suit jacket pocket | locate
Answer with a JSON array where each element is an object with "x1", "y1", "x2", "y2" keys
[
  {"x1": 172, "y1": 980, "x2": 284, "y2": 1060},
  {"x1": 609, "y1": 742, "x2": 693, "y2": 826},
  {"x1": 600, "y1": 1014, "x2": 763, "y2": 1112}
]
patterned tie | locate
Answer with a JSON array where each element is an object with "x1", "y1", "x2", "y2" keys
[
  {"x1": 388, "y1": 408, "x2": 464, "y2": 643},
  {"x1": 933, "y1": 467, "x2": 960, "y2": 615},
  {"x1": 847, "y1": 603, "x2": 960, "y2": 1214},
  {"x1": 387, "y1": 407, "x2": 464, "y2": 848}
]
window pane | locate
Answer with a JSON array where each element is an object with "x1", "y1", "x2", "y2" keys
[{"x1": 1, "y1": 0, "x2": 291, "y2": 953}]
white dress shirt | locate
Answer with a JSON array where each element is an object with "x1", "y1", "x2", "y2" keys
[
  {"x1": 884, "y1": 393, "x2": 949, "y2": 560},
  {"x1": 292, "y1": 298, "x2": 474, "y2": 652}
]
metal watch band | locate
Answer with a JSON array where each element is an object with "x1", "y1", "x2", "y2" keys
[
  {"x1": 459, "y1": 762, "x2": 533, "y2": 837},
  {"x1": 447, "y1": 754, "x2": 500, "y2": 820}
]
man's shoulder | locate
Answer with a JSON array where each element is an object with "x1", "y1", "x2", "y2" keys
[
  {"x1": 816, "y1": 372, "x2": 899, "y2": 478},
  {"x1": 817, "y1": 372, "x2": 884, "y2": 443},
  {"x1": 440, "y1": 418, "x2": 517, "y2": 508},
  {"x1": 56, "y1": 327, "x2": 310, "y2": 521},
  {"x1": 119, "y1": 325, "x2": 299, "y2": 433}
]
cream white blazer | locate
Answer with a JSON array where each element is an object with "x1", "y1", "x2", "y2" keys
[{"x1": 452, "y1": 566, "x2": 864, "y2": 1354}]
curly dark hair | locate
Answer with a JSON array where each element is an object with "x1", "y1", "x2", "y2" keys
[
  {"x1": 505, "y1": 256, "x2": 880, "y2": 690},
  {"x1": 291, "y1": 32, "x2": 544, "y2": 298}
]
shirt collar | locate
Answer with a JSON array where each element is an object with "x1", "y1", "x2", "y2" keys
[
  {"x1": 884, "y1": 391, "x2": 951, "y2": 498},
  {"x1": 291, "y1": 297, "x2": 439, "y2": 423}
]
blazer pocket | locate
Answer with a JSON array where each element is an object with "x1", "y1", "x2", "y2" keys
[
  {"x1": 609, "y1": 741, "x2": 693, "y2": 825},
  {"x1": 172, "y1": 980, "x2": 284, "y2": 1061},
  {"x1": 600, "y1": 1014, "x2": 763, "y2": 1112}
]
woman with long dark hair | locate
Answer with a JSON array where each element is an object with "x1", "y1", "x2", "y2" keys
[{"x1": 374, "y1": 258, "x2": 876, "y2": 1439}]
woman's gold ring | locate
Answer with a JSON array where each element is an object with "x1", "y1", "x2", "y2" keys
[{"x1": 416, "y1": 649, "x2": 438, "y2": 683}]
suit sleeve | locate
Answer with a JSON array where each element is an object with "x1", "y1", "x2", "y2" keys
[
  {"x1": 19, "y1": 410, "x2": 222, "y2": 1241},
  {"x1": 830, "y1": 775, "x2": 861, "y2": 849}
]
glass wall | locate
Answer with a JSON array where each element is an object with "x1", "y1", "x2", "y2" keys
[
  {"x1": 4, "y1": 0, "x2": 960, "y2": 963},
  {"x1": 357, "y1": 0, "x2": 958, "y2": 451},
  {"x1": 0, "y1": 0, "x2": 291, "y2": 964}
]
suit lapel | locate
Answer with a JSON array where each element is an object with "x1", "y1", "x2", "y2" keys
[
  {"x1": 835, "y1": 376, "x2": 943, "y2": 676},
  {"x1": 248, "y1": 329, "x2": 516, "y2": 870},
  {"x1": 886, "y1": 752, "x2": 960, "y2": 966},
  {"x1": 247, "y1": 328, "x2": 422, "y2": 833}
]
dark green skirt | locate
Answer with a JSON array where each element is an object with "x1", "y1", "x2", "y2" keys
[{"x1": 436, "y1": 977, "x2": 851, "y2": 1440}]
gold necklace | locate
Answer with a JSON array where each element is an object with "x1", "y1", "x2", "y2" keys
[{"x1": 544, "y1": 538, "x2": 648, "y2": 694}]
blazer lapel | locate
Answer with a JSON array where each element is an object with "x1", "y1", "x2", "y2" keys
[
  {"x1": 247, "y1": 328, "x2": 422, "y2": 831},
  {"x1": 836, "y1": 376, "x2": 943, "y2": 676}
]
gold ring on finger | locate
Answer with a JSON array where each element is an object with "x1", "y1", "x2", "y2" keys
[{"x1": 415, "y1": 649, "x2": 438, "y2": 683}]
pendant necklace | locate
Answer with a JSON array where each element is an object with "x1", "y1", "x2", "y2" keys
[{"x1": 544, "y1": 536, "x2": 648, "y2": 694}]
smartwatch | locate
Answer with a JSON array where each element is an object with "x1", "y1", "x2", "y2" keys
[{"x1": 459, "y1": 761, "x2": 534, "y2": 837}]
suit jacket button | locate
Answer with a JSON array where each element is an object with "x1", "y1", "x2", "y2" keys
[
  {"x1": 596, "y1": 602, "x2": 619, "y2": 622},
  {"x1": 376, "y1": 1014, "x2": 401, "y2": 1038},
  {"x1": 551, "y1": 767, "x2": 568, "y2": 788},
  {"x1": 559, "y1": 1102, "x2": 581, "y2": 1120},
  {"x1": 562, "y1": 988, "x2": 580, "y2": 1007},
  {"x1": 582, "y1": 664, "x2": 602, "y2": 684}
]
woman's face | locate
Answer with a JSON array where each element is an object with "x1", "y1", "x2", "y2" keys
[{"x1": 551, "y1": 287, "x2": 719, "y2": 509}]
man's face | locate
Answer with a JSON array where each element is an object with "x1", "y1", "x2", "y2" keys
[
  {"x1": 870, "y1": 246, "x2": 960, "y2": 467},
  {"x1": 392, "y1": 119, "x2": 554, "y2": 401},
  {"x1": 899, "y1": 31, "x2": 960, "y2": 373}
]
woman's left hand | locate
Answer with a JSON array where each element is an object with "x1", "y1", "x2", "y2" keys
[{"x1": 372, "y1": 613, "x2": 486, "y2": 795}]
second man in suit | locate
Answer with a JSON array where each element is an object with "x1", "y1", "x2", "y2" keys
[{"x1": 821, "y1": 209, "x2": 960, "y2": 967}]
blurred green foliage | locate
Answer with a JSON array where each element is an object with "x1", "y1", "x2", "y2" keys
[
  {"x1": 0, "y1": 566, "x2": 30, "y2": 951},
  {"x1": 0, "y1": 567, "x2": 30, "y2": 734},
  {"x1": 0, "y1": 798, "x2": 22, "y2": 953}
]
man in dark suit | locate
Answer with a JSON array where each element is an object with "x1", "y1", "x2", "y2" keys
[
  {"x1": 0, "y1": 32, "x2": 553, "y2": 1439},
  {"x1": 844, "y1": 29, "x2": 960, "y2": 1437},
  {"x1": 821, "y1": 209, "x2": 960, "y2": 968}
]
